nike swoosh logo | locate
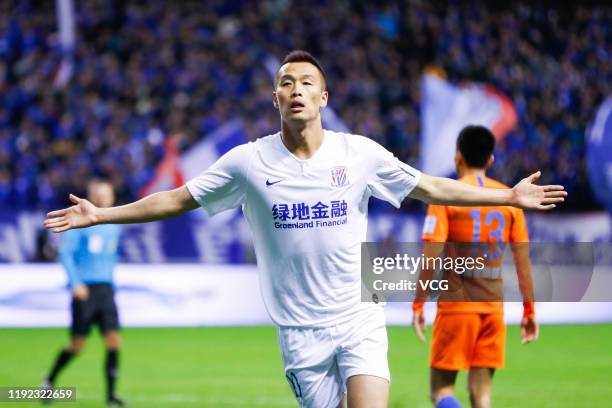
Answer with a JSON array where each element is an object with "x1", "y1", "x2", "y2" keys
[{"x1": 266, "y1": 179, "x2": 283, "y2": 187}]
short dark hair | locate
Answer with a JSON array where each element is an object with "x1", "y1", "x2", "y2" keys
[
  {"x1": 87, "y1": 178, "x2": 113, "y2": 192},
  {"x1": 456, "y1": 125, "x2": 495, "y2": 168},
  {"x1": 277, "y1": 50, "x2": 328, "y2": 88}
]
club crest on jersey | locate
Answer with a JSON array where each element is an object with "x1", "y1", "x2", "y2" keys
[{"x1": 330, "y1": 166, "x2": 348, "y2": 187}]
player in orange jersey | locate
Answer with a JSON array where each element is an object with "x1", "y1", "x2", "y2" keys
[{"x1": 412, "y1": 125, "x2": 539, "y2": 408}]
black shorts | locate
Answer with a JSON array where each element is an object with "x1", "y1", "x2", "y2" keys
[{"x1": 71, "y1": 283, "x2": 120, "y2": 337}]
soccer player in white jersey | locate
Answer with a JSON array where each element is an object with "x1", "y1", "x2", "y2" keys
[{"x1": 44, "y1": 50, "x2": 566, "y2": 408}]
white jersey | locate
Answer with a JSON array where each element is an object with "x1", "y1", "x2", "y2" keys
[{"x1": 186, "y1": 130, "x2": 421, "y2": 327}]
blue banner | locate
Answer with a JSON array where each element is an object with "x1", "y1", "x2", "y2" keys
[
  {"x1": 0, "y1": 210, "x2": 610, "y2": 263},
  {"x1": 587, "y1": 96, "x2": 612, "y2": 214}
]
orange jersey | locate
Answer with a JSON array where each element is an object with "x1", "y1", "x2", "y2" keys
[{"x1": 414, "y1": 174, "x2": 534, "y2": 316}]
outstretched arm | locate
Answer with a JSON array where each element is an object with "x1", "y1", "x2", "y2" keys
[
  {"x1": 44, "y1": 186, "x2": 199, "y2": 233},
  {"x1": 409, "y1": 171, "x2": 566, "y2": 210}
]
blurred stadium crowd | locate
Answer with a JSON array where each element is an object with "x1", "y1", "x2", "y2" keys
[{"x1": 0, "y1": 0, "x2": 609, "y2": 210}]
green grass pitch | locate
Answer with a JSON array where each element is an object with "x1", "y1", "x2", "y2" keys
[{"x1": 0, "y1": 324, "x2": 610, "y2": 407}]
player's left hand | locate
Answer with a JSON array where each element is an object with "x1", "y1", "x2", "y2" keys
[
  {"x1": 511, "y1": 171, "x2": 567, "y2": 210},
  {"x1": 520, "y1": 317, "x2": 539, "y2": 344},
  {"x1": 412, "y1": 311, "x2": 427, "y2": 343}
]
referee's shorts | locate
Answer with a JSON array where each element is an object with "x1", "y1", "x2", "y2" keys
[{"x1": 71, "y1": 283, "x2": 120, "y2": 337}]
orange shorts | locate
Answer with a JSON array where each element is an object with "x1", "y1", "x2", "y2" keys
[{"x1": 430, "y1": 313, "x2": 506, "y2": 370}]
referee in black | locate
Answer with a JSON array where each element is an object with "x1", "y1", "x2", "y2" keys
[{"x1": 42, "y1": 180, "x2": 126, "y2": 407}]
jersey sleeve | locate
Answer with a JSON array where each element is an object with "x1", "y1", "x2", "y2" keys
[
  {"x1": 364, "y1": 138, "x2": 422, "y2": 208},
  {"x1": 510, "y1": 208, "x2": 529, "y2": 242},
  {"x1": 421, "y1": 204, "x2": 449, "y2": 242},
  {"x1": 186, "y1": 143, "x2": 252, "y2": 216},
  {"x1": 59, "y1": 229, "x2": 82, "y2": 289}
]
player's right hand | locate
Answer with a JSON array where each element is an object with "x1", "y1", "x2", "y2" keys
[
  {"x1": 412, "y1": 311, "x2": 427, "y2": 343},
  {"x1": 44, "y1": 194, "x2": 99, "y2": 233},
  {"x1": 72, "y1": 285, "x2": 89, "y2": 301},
  {"x1": 520, "y1": 317, "x2": 539, "y2": 344}
]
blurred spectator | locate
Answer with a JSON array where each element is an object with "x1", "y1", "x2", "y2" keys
[
  {"x1": 0, "y1": 0, "x2": 608, "y2": 211},
  {"x1": 33, "y1": 227, "x2": 57, "y2": 262}
]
